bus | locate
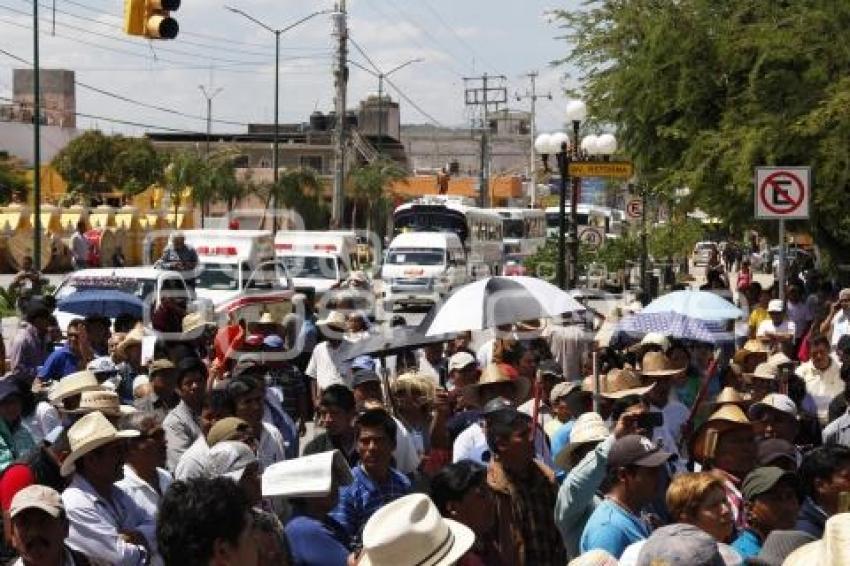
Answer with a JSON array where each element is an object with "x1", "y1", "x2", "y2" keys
[
  {"x1": 392, "y1": 196, "x2": 503, "y2": 276},
  {"x1": 545, "y1": 204, "x2": 623, "y2": 238},
  {"x1": 493, "y1": 208, "x2": 547, "y2": 256}
]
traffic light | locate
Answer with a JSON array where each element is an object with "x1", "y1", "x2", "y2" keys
[{"x1": 124, "y1": 0, "x2": 180, "y2": 39}]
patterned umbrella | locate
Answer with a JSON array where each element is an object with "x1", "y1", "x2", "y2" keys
[
  {"x1": 610, "y1": 311, "x2": 734, "y2": 349},
  {"x1": 642, "y1": 290, "x2": 742, "y2": 320}
]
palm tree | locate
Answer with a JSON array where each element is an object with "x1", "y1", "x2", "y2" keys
[
  {"x1": 163, "y1": 151, "x2": 204, "y2": 219},
  {"x1": 190, "y1": 151, "x2": 244, "y2": 227},
  {"x1": 346, "y1": 158, "x2": 408, "y2": 235},
  {"x1": 264, "y1": 167, "x2": 327, "y2": 230}
]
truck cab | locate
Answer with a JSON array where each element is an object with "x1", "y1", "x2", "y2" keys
[{"x1": 274, "y1": 231, "x2": 358, "y2": 297}]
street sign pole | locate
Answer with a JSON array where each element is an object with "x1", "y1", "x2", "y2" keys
[{"x1": 778, "y1": 218, "x2": 785, "y2": 302}]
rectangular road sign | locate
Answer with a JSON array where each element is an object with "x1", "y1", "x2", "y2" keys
[
  {"x1": 568, "y1": 161, "x2": 634, "y2": 179},
  {"x1": 755, "y1": 166, "x2": 810, "y2": 219}
]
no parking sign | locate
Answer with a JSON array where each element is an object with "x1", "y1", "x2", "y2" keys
[{"x1": 755, "y1": 167, "x2": 810, "y2": 219}]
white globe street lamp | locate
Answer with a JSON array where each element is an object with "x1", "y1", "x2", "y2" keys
[
  {"x1": 566, "y1": 99, "x2": 588, "y2": 124},
  {"x1": 534, "y1": 133, "x2": 553, "y2": 155},
  {"x1": 580, "y1": 134, "x2": 600, "y2": 155},
  {"x1": 596, "y1": 133, "x2": 618, "y2": 156},
  {"x1": 550, "y1": 131, "x2": 570, "y2": 153}
]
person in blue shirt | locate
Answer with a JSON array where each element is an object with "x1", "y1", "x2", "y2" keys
[
  {"x1": 579, "y1": 434, "x2": 674, "y2": 558},
  {"x1": 330, "y1": 408, "x2": 411, "y2": 547},
  {"x1": 38, "y1": 319, "x2": 85, "y2": 383},
  {"x1": 731, "y1": 466, "x2": 802, "y2": 559}
]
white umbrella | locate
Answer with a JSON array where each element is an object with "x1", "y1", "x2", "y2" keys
[{"x1": 424, "y1": 276, "x2": 585, "y2": 336}]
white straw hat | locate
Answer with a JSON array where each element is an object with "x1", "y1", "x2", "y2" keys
[
  {"x1": 60, "y1": 411, "x2": 139, "y2": 477},
  {"x1": 48, "y1": 371, "x2": 101, "y2": 405},
  {"x1": 262, "y1": 449, "x2": 353, "y2": 498},
  {"x1": 783, "y1": 512, "x2": 850, "y2": 566},
  {"x1": 359, "y1": 493, "x2": 475, "y2": 566},
  {"x1": 70, "y1": 390, "x2": 137, "y2": 418}
]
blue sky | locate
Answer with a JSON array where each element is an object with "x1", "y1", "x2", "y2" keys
[{"x1": 0, "y1": 0, "x2": 581, "y2": 135}]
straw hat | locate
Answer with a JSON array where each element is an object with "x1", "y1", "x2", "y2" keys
[
  {"x1": 766, "y1": 352, "x2": 793, "y2": 368},
  {"x1": 464, "y1": 364, "x2": 530, "y2": 406},
  {"x1": 60, "y1": 411, "x2": 139, "y2": 476},
  {"x1": 359, "y1": 493, "x2": 475, "y2": 566},
  {"x1": 587, "y1": 367, "x2": 655, "y2": 399},
  {"x1": 262, "y1": 449, "x2": 353, "y2": 498},
  {"x1": 117, "y1": 327, "x2": 145, "y2": 357},
  {"x1": 181, "y1": 312, "x2": 216, "y2": 340},
  {"x1": 690, "y1": 404, "x2": 752, "y2": 464},
  {"x1": 316, "y1": 310, "x2": 346, "y2": 331},
  {"x1": 744, "y1": 362, "x2": 778, "y2": 381},
  {"x1": 258, "y1": 312, "x2": 280, "y2": 325},
  {"x1": 640, "y1": 351, "x2": 685, "y2": 378},
  {"x1": 69, "y1": 390, "x2": 136, "y2": 418},
  {"x1": 554, "y1": 412, "x2": 609, "y2": 470},
  {"x1": 711, "y1": 386, "x2": 751, "y2": 409},
  {"x1": 783, "y1": 512, "x2": 850, "y2": 566},
  {"x1": 48, "y1": 371, "x2": 101, "y2": 405}
]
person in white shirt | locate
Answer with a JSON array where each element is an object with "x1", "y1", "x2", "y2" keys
[
  {"x1": 821, "y1": 288, "x2": 850, "y2": 348},
  {"x1": 796, "y1": 334, "x2": 843, "y2": 425},
  {"x1": 306, "y1": 311, "x2": 352, "y2": 405},
  {"x1": 226, "y1": 376, "x2": 285, "y2": 470},
  {"x1": 116, "y1": 412, "x2": 173, "y2": 521},
  {"x1": 756, "y1": 300, "x2": 796, "y2": 351},
  {"x1": 69, "y1": 220, "x2": 90, "y2": 271},
  {"x1": 640, "y1": 351, "x2": 690, "y2": 462},
  {"x1": 61, "y1": 412, "x2": 157, "y2": 566}
]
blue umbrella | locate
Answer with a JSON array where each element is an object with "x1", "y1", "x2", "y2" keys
[
  {"x1": 56, "y1": 290, "x2": 144, "y2": 319},
  {"x1": 642, "y1": 290, "x2": 742, "y2": 321},
  {"x1": 610, "y1": 311, "x2": 734, "y2": 349}
]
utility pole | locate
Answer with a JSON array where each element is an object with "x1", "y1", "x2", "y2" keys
[
  {"x1": 33, "y1": 0, "x2": 42, "y2": 270},
  {"x1": 464, "y1": 73, "x2": 507, "y2": 208},
  {"x1": 198, "y1": 85, "x2": 223, "y2": 158},
  {"x1": 516, "y1": 71, "x2": 551, "y2": 207},
  {"x1": 332, "y1": 1, "x2": 348, "y2": 227}
]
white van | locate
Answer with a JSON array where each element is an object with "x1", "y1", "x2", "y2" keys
[
  {"x1": 380, "y1": 232, "x2": 468, "y2": 310},
  {"x1": 181, "y1": 230, "x2": 294, "y2": 322},
  {"x1": 274, "y1": 231, "x2": 358, "y2": 296}
]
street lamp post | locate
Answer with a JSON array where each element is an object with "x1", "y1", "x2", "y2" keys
[
  {"x1": 224, "y1": 6, "x2": 331, "y2": 229},
  {"x1": 535, "y1": 100, "x2": 617, "y2": 289},
  {"x1": 376, "y1": 58, "x2": 422, "y2": 155}
]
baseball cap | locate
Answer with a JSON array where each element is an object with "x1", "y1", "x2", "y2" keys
[
  {"x1": 539, "y1": 359, "x2": 563, "y2": 379},
  {"x1": 767, "y1": 299, "x2": 784, "y2": 313},
  {"x1": 9, "y1": 485, "x2": 64, "y2": 519},
  {"x1": 204, "y1": 440, "x2": 258, "y2": 482},
  {"x1": 351, "y1": 368, "x2": 381, "y2": 388},
  {"x1": 350, "y1": 356, "x2": 376, "y2": 372},
  {"x1": 262, "y1": 334, "x2": 284, "y2": 349},
  {"x1": 148, "y1": 359, "x2": 175, "y2": 375},
  {"x1": 207, "y1": 417, "x2": 251, "y2": 447},
  {"x1": 741, "y1": 466, "x2": 801, "y2": 501},
  {"x1": 757, "y1": 438, "x2": 798, "y2": 468},
  {"x1": 87, "y1": 356, "x2": 118, "y2": 375},
  {"x1": 481, "y1": 397, "x2": 515, "y2": 416},
  {"x1": 748, "y1": 393, "x2": 798, "y2": 420},
  {"x1": 636, "y1": 523, "x2": 724, "y2": 566},
  {"x1": 608, "y1": 434, "x2": 674, "y2": 469},
  {"x1": 549, "y1": 381, "x2": 585, "y2": 405},
  {"x1": 447, "y1": 352, "x2": 476, "y2": 372}
]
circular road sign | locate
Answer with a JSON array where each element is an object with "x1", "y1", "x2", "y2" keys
[
  {"x1": 579, "y1": 227, "x2": 604, "y2": 250},
  {"x1": 759, "y1": 170, "x2": 805, "y2": 216},
  {"x1": 626, "y1": 198, "x2": 643, "y2": 219}
]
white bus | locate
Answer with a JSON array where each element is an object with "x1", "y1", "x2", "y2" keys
[
  {"x1": 493, "y1": 208, "x2": 547, "y2": 256},
  {"x1": 545, "y1": 204, "x2": 623, "y2": 239},
  {"x1": 392, "y1": 196, "x2": 503, "y2": 276}
]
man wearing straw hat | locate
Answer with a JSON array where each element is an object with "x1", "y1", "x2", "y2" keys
[
  {"x1": 306, "y1": 311, "x2": 352, "y2": 407},
  {"x1": 61, "y1": 411, "x2": 156, "y2": 565},
  {"x1": 640, "y1": 351, "x2": 690, "y2": 460}
]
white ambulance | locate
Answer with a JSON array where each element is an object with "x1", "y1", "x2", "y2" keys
[
  {"x1": 380, "y1": 232, "x2": 468, "y2": 310},
  {"x1": 181, "y1": 230, "x2": 295, "y2": 322},
  {"x1": 274, "y1": 231, "x2": 359, "y2": 297}
]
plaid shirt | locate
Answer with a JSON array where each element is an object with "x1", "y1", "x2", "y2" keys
[
  {"x1": 330, "y1": 464, "x2": 411, "y2": 546},
  {"x1": 488, "y1": 459, "x2": 567, "y2": 566}
]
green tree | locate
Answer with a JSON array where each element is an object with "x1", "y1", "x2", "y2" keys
[
  {"x1": 190, "y1": 150, "x2": 245, "y2": 227},
  {"x1": 0, "y1": 153, "x2": 27, "y2": 203},
  {"x1": 347, "y1": 159, "x2": 408, "y2": 235},
  {"x1": 551, "y1": 0, "x2": 850, "y2": 262},
  {"x1": 162, "y1": 151, "x2": 204, "y2": 218},
  {"x1": 51, "y1": 130, "x2": 116, "y2": 196},
  {"x1": 110, "y1": 136, "x2": 163, "y2": 196},
  {"x1": 265, "y1": 167, "x2": 327, "y2": 230}
]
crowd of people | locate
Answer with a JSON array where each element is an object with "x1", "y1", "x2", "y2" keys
[{"x1": 2, "y1": 257, "x2": 850, "y2": 566}]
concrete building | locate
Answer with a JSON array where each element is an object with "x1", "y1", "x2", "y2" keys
[
  {"x1": 0, "y1": 122, "x2": 82, "y2": 167},
  {"x1": 1, "y1": 69, "x2": 77, "y2": 128}
]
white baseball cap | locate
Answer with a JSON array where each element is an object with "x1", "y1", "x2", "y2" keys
[
  {"x1": 748, "y1": 393, "x2": 797, "y2": 419},
  {"x1": 447, "y1": 352, "x2": 476, "y2": 372},
  {"x1": 767, "y1": 299, "x2": 785, "y2": 313}
]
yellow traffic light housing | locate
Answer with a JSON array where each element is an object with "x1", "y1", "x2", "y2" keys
[{"x1": 124, "y1": 0, "x2": 179, "y2": 39}]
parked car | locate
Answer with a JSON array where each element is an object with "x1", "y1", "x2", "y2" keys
[{"x1": 692, "y1": 241, "x2": 718, "y2": 267}]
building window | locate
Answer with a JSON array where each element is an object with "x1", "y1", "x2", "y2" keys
[{"x1": 300, "y1": 155, "x2": 322, "y2": 172}]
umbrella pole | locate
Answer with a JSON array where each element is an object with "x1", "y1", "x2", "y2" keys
[
  {"x1": 592, "y1": 350, "x2": 600, "y2": 413},
  {"x1": 531, "y1": 369, "x2": 542, "y2": 433},
  {"x1": 380, "y1": 354, "x2": 397, "y2": 418}
]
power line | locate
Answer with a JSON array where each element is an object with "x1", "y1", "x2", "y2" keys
[
  {"x1": 383, "y1": 75, "x2": 443, "y2": 127},
  {"x1": 418, "y1": 0, "x2": 501, "y2": 75}
]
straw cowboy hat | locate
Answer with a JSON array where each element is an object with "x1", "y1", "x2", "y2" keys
[
  {"x1": 180, "y1": 312, "x2": 216, "y2": 341},
  {"x1": 117, "y1": 327, "x2": 145, "y2": 357},
  {"x1": 358, "y1": 493, "x2": 475, "y2": 566},
  {"x1": 316, "y1": 310, "x2": 346, "y2": 331},
  {"x1": 464, "y1": 364, "x2": 530, "y2": 406},
  {"x1": 258, "y1": 312, "x2": 281, "y2": 325},
  {"x1": 48, "y1": 371, "x2": 101, "y2": 405},
  {"x1": 710, "y1": 386, "x2": 751, "y2": 410},
  {"x1": 640, "y1": 351, "x2": 685, "y2": 378},
  {"x1": 585, "y1": 367, "x2": 655, "y2": 400},
  {"x1": 60, "y1": 411, "x2": 139, "y2": 477},
  {"x1": 783, "y1": 512, "x2": 850, "y2": 566},
  {"x1": 744, "y1": 362, "x2": 778, "y2": 382},
  {"x1": 554, "y1": 412, "x2": 609, "y2": 470},
  {"x1": 69, "y1": 390, "x2": 136, "y2": 418},
  {"x1": 262, "y1": 449, "x2": 353, "y2": 499},
  {"x1": 690, "y1": 404, "x2": 752, "y2": 464}
]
